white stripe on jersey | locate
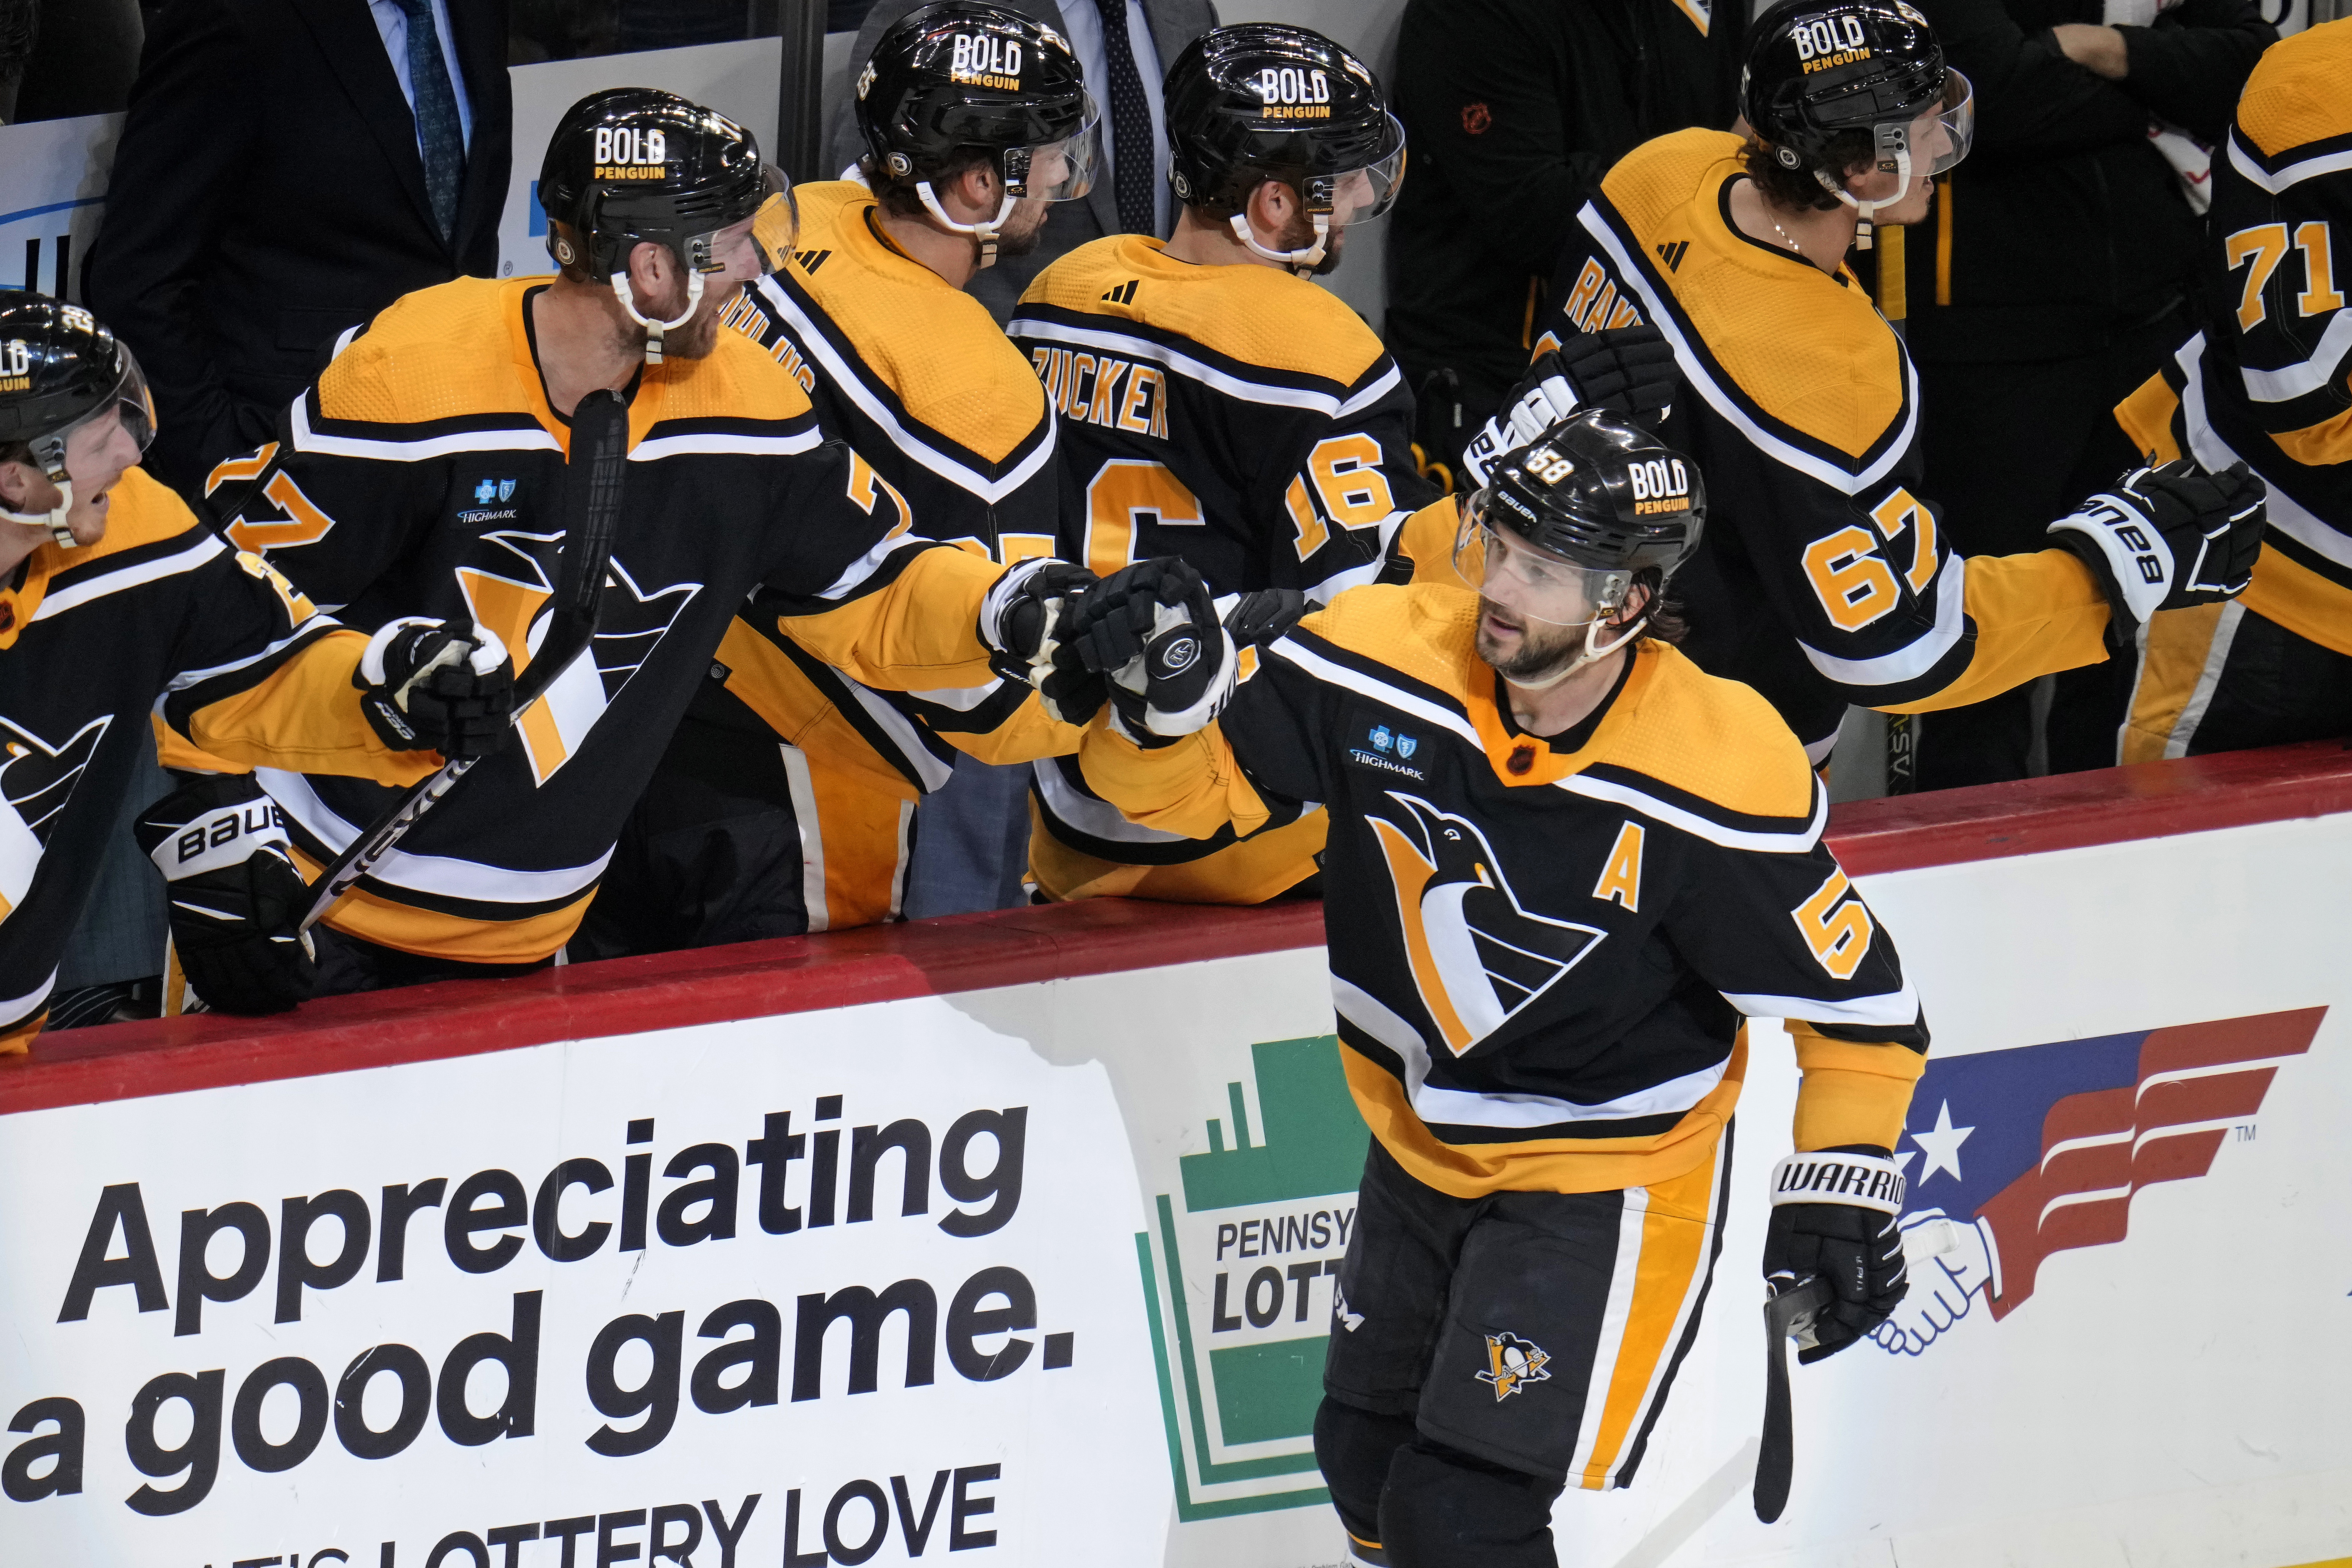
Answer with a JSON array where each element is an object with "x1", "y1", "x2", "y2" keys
[
  {"x1": 754, "y1": 276, "x2": 1059, "y2": 504},
  {"x1": 1333, "y1": 976, "x2": 1732, "y2": 1130},
  {"x1": 2179, "y1": 333, "x2": 2352, "y2": 570},
  {"x1": 813, "y1": 533, "x2": 925, "y2": 602},
  {"x1": 1720, "y1": 974, "x2": 1921, "y2": 1027},
  {"x1": 905, "y1": 680, "x2": 1006, "y2": 712},
  {"x1": 1009, "y1": 315, "x2": 1366, "y2": 417},
  {"x1": 2225, "y1": 127, "x2": 2352, "y2": 195},
  {"x1": 259, "y1": 768, "x2": 613, "y2": 904},
  {"x1": 1793, "y1": 550, "x2": 1968, "y2": 687},
  {"x1": 1576, "y1": 200, "x2": 1921, "y2": 498},
  {"x1": 292, "y1": 397, "x2": 562, "y2": 462},
  {"x1": 2237, "y1": 308, "x2": 2352, "y2": 405},
  {"x1": 779, "y1": 742, "x2": 830, "y2": 932},
  {"x1": 1334, "y1": 361, "x2": 1405, "y2": 419},
  {"x1": 161, "y1": 621, "x2": 336, "y2": 693},
  {"x1": 30, "y1": 534, "x2": 224, "y2": 622},
  {"x1": 1552, "y1": 771, "x2": 1829, "y2": 855},
  {"x1": 628, "y1": 427, "x2": 823, "y2": 461},
  {"x1": 1032, "y1": 756, "x2": 1190, "y2": 845},
  {"x1": 1268, "y1": 637, "x2": 1485, "y2": 752},
  {"x1": 838, "y1": 679, "x2": 957, "y2": 793}
]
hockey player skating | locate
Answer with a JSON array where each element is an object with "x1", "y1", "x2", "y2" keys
[
  {"x1": 578, "y1": 1, "x2": 1103, "y2": 953},
  {"x1": 187, "y1": 88, "x2": 1088, "y2": 1000},
  {"x1": 1060, "y1": 411, "x2": 1925, "y2": 1565},
  {"x1": 2114, "y1": 18, "x2": 2352, "y2": 757},
  {"x1": 1515, "y1": 0, "x2": 2268, "y2": 767},
  {"x1": 0, "y1": 294, "x2": 511, "y2": 1044}
]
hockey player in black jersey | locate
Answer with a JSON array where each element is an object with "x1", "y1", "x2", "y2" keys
[
  {"x1": 0, "y1": 294, "x2": 511, "y2": 1045},
  {"x1": 1064, "y1": 411, "x2": 1924, "y2": 1566},
  {"x1": 192, "y1": 89, "x2": 1089, "y2": 996}
]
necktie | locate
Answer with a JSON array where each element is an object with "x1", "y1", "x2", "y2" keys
[
  {"x1": 395, "y1": 0, "x2": 465, "y2": 241},
  {"x1": 1092, "y1": 0, "x2": 1157, "y2": 236}
]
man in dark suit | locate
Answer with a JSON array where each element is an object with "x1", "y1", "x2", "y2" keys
[
  {"x1": 828, "y1": 0, "x2": 1216, "y2": 324},
  {"x1": 87, "y1": 0, "x2": 511, "y2": 495}
]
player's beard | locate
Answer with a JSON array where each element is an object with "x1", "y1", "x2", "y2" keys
[
  {"x1": 631, "y1": 275, "x2": 730, "y2": 361},
  {"x1": 1275, "y1": 211, "x2": 1346, "y2": 276},
  {"x1": 1475, "y1": 596, "x2": 1586, "y2": 683},
  {"x1": 992, "y1": 199, "x2": 1050, "y2": 259}
]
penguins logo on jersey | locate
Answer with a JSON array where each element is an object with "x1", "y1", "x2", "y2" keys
[
  {"x1": 1476, "y1": 1332, "x2": 1552, "y2": 1401},
  {"x1": 1368, "y1": 792, "x2": 1605, "y2": 1056},
  {"x1": 0, "y1": 714, "x2": 110, "y2": 915},
  {"x1": 454, "y1": 531, "x2": 701, "y2": 786}
]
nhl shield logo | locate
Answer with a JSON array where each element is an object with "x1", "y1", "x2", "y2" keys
[{"x1": 1476, "y1": 1332, "x2": 1551, "y2": 1400}]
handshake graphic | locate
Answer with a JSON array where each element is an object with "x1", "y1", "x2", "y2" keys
[{"x1": 1872, "y1": 1209, "x2": 2000, "y2": 1357}]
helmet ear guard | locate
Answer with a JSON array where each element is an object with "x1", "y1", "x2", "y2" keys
[{"x1": 0, "y1": 294, "x2": 157, "y2": 548}]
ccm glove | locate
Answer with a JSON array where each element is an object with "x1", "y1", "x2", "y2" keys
[
  {"x1": 2047, "y1": 458, "x2": 2266, "y2": 639},
  {"x1": 979, "y1": 557, "x2": 1104, "y2": 724},
  {"x1": 1068, "y1": 558, "x2": 1236, "y2": 745},
  {"x1": 1460, "y1": 326, "x2": 1680, "y2": 490},
  {"x1": 134, "y1": 775, "x2": 315, "y2": 1014},
  {"x1": 1762, "y1": 1146, "x2": 1909, "y2": 1364},
  {"x1": 358, "y1": 618, "x2": 515, "y2": 757}
]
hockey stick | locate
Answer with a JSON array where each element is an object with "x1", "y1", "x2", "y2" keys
[
  {"x1": 299, "y1": 388, "x2": 630, "y2": 933},
  {"x1": 1753, "y1": 1273, "x2": 1833, "y2": 1524}
]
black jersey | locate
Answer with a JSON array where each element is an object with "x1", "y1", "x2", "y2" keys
[
  {"x1": 1540, "y1": 130, "x2": 2115, "y2": 757},
  {"x1": 1, "y1": 469, "x2": 419, "y2": 1048},
  {"x1": 1078, "y1": 582, "x2": 1928, "y2": 1196},
  {"x1": 212, "y1": 275, "x2": 1014, "y2": 964}
]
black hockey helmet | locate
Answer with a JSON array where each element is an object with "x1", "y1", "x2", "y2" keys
[
  {"x1": 1455, "y1": 408, "x2": 1703, "y2": 632},
  {"x1": 1164, "y1": 24, "x2": 1405, "y2": 274},
  {"x1": 0, "y1": 292, "x2": 156, "y2": 546},
  {"x1": 539, "y1": 88, "x2": 770, "y2": 360},
  {"x1": 1741, "y1": 0, "x2": 1972, "y2": 244}
]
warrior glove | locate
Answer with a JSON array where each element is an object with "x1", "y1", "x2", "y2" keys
[
  {"x1": 1460, "y1": 326, "x2": 1680, "y2": 490},
  {"x1": 1762, "y1": 1147, "x2": 1909, "y2": 1364},
  {"x1": 1067, "y1": 558, "x2": 1236, "y2": 746},
  {"x1": 135, "y1": 774, "x2": 315, "y2": 1014},
  {"x1": 2047, "y1": 459, "x2": 2266, "y2": 641},
  {"x1": 358, "y1": 619, "x2": 516, "y2": 758},
  {"x1": 979, "y1": 558, "x2": 1104, "y2": 724}
]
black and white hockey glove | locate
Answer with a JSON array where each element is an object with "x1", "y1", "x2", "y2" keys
[
  {"x1": 1460, "y1": 326, "x2": 1680, "y2": 490},
  {"x1": 135, "y1": 774, "x2": 316, "y2": 1015},
  {"x1": 1067, "y1": 558, "x2": 1236, "y2": 746},
  {"x1": 979, "y1": 557, "x2": 1104, "y2": 724},
  {"x1": 1219, "y1": 587, "x2": 1310, "y2": 648},
  {"x1": 1761, "y1": 1147, "x2": 1909, "y2": 1364},
  {"x1": 2047, "y1": 458, "x2": 2266, "y2": 640},
  {"x1": 357, "y1": 619, "x2": 516, "y2": 757}
]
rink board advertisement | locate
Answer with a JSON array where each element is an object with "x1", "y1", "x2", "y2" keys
[{"x1": 5, "y1": 796, "x2": 2352, "y2": 1566}]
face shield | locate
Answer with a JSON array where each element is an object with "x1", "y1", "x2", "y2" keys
[
  {"x1": 1230, "y1": 113, "x2": 1408, "y2": 276},
  {"x1": 1816, "y1": 69, "x2": 1973, "y2": 249},
  {"x1": 1, "y1": 344, "x2": 156, "y2": 545},
  {"x1": 1452, "y1": 494, "x2": 1632, "y2": 627},
  {"x1": 1004, "y1": 99, "x2": 1102, "y2": 202}
]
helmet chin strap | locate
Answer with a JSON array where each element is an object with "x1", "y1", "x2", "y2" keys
[
  {"x1": 611, "y1": 266, "x2": 705, "y2": 364},
  {"x1": 1814, "y1": 141, "x2": 1913, "y2": 252},
  {"x1": 917, "y1": 182, "x2": 1020, "y2": 271},
  {"x1": 1229, "y1": 211, "x2": 1330, "y2": 278},
  {"x1": 0, "y1": 436, "x2": 80, "y2": 547},
  {"x1": 1502, "y1": 610, "x2": 1649, "y2": 691}
]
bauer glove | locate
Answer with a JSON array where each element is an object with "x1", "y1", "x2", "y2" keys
[
  {"x1": 357, "y1": 618, "x2": 516, "y2": 757},
  {"x1": 2046, "y1": 458, "x2": 2266, "y2": 640},
  {"x1": 979, "y1": 557, "x2": 1104, "y2": 724},
  {"x1": 1761, "y1": 1146, "x2": 1909, "y2": 1364},
  {"x1": 135, "y1": 774, "x2": 315, "y2": 1014},
  {"x1": 1068, "y1": 558, "x2": 1236, "y2": 746},
  {"x1": 1460, "y1": 326, "x2": 1680, "y2": 490}
]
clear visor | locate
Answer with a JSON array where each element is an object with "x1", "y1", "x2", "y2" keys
[
  {"x1": 1452, "y1": 496, "x2": 1631, "y2": 627},
  {"x1": 750, "y1": 187, "x2": 799, "y2": 274},
  {"x1": 1915, "y1": 70, "x2": 1973, "y2": 178},
  {"x1": 1322, "y1": 114, "x2": 1408, "y2": 227},
  {"x1": 56, "y1": 346, "x2": 158, "y2": 460},
  {"x1": 1009, "y1": 99, "x2": 1102, "y2": 203}
]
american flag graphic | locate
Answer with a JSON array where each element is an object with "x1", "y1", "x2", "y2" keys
[{"x1": 1895, "y1": 1008, "x2": 2324, "y2": 1319}]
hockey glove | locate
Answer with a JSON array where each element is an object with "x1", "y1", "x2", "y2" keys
[
  {"x1": 979, "y1": 557, "x2": 1104, "y2": 724},
  {"x1": 1460, "y1": 326, "x2": 1680, "y2": 490},
  {"x1": 1067, "y1": 557, "x2": 1236, "y2": 746},
  {"x1": 1761, "y1": 1147, "x2": 1909, "y2": 1364},
  {"x1": 2046, "y1": 458, "x2": 2266, "y2": 640},
  {"x1": 135, "y1": 774, "x2": 316, "y2": 1014},
  {"x1": 357, "y1": 618, "x2": 516, "y2": 757},
  {"x1": 1220, "y1": 587, "x2": 1310, "y2": 648}
]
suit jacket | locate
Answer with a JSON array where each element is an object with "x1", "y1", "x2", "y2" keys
[
  {"x1": 826, "y1": 0, "x2": 1216, "y2": 322},
  {"x1": 86, "y1": 0, "x2": 512, "y2": 495}
]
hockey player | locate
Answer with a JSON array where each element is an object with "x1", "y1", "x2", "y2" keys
[
  {"x1": 2113, "y1": 18, "x2": 2352, "y2": 759},
  {"x1": 0, "y1": 294, "x2": 511, "y2": 1046},
  {"x1": 1062, "y1": 410, "x2": 1924, "y2": 1566},
  {"x1": 1512, "y1": 0, "x2": 2269, "y2": 767},
  {"x1": 577, "y1": 1, "x2": 1101, "y2": 953},
  {"x1": 193, "y1": 89, "x2": 1086, "y2": 996},
  {"x1": 1007, "y1": 22, "x2": 1429, "y2": 903}
]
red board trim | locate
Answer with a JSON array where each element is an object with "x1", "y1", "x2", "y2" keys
[{"x1": 6, "y1": 740, "x2": 2347, "y2": 1115}]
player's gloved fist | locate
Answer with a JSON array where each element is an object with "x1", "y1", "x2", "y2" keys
[
  {"x1": 1460, "y1": 326, "x2": 1680, "y2": 490},
  {"x1": 2047, "y1": 458, "x2": 2266, "y2": 638},
  {"x1": 357, "y1": 618, "x2": 516, "y2": 758},
  {"x1": 1762, "y1": 1147, "x2": 1909, "y2": 1364},
  {"x1": 1066, "y1": 557, "x2": 1236, "y2": 746},
  {"x1": 979, "y1": 558, "x2": 1104, "y2": 724},
  {"x1": 133, "y1": 774, "x2": 316, "y2": 1014}
]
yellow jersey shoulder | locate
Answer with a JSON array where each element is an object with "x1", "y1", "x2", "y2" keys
[
  {"x1": 318, "y1": 276, "x2": 537, "y2": 424},
  {"x1": 2237, "y1": 19, "x2": 2352, "y2": 158},
  {"x1": 651, "y1": 302, "x2": 815, "y2": 426},
  {"x1": 1607, "y1": 129, "x2": 1907, "y2": 464},
  {"x1": 1025, "y1": 234, "x2": 1387, "y2": 389},
  {"x1": 1299, "y1": 581, "x2": 1483, "y2": 702},
  {"x1": 1602, "y1": 644, "x2": 1816, "y2": 821}
]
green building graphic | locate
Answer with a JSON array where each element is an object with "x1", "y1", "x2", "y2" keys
[{"x1": 1138, "y1": 1034, "x2": 1370, "y2": 1519}]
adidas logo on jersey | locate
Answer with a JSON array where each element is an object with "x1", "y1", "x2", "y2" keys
[
  {"x1": 593, "y1": 126, "x2": 671, "y2": 181},
  {"x1": 792, "y1": 249, "x2": 834, "y2": 275},
  {"x1": 1654, "y1": 240, "x2": 1690, "y2": 273},
  {"x1": 1100, "y1": 279, "x2": 1139, "y2": 306},
  {"x1": 949, "y1": 33, "x2": 1023, "y2": 89}
]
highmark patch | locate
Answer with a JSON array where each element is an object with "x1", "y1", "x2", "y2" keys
[{"x1": 1136, "y1": 1035, "x2": 1368, "y2": 1521}]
